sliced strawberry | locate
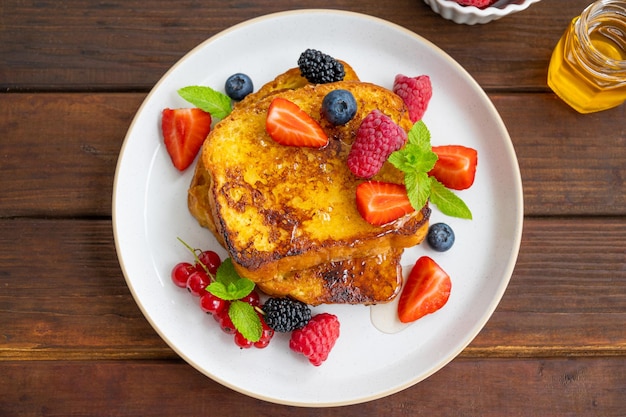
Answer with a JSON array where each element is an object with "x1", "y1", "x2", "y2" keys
[
  {"x1": 429, "y1": 145, "x2": 478, "y2": 190},
  {"x1": 161, "y1": 108, "x2": 212, "y2": 171},
  {"x1": 397, "y1": 256, "x2": 451, "y2": 323},
  {"x1": 355, "y1": 181, "x2": 415, "y2": 226},
  {"x1": 265, "y1": 97, "x2": 328, "y2": 148}
]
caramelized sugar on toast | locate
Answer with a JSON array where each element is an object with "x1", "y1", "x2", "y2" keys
[
  {"x1": 188, "y1": 69, "x2": 430, "y2": 304},
  {"x1": 256, "y1": 248, "x2": 404, "y2": 306}
]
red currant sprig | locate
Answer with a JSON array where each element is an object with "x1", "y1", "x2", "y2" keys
[{"x1": 170, "y1": 239, "x2": 272, "y2": 349}]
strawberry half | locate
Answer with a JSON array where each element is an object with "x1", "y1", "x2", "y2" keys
[
  {"x1": 397, "y1": 256, "x2": 451, "y2": 323},
  {"x1": 355, "y1": 181, "x2": 415, "y2": 226},
  {"x1": 161, "y1": 108, "x2": 212, "y2": 171},
  {"x1": 429, "y1": 145, "x2": 478, "y2": 190},
  {"x1": 265, "y1": 97, "x2": 328, "y2": 148}
]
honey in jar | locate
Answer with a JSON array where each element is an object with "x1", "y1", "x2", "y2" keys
[{"x1": 547, "y1": 0, "x2": 626, "y2": 113}]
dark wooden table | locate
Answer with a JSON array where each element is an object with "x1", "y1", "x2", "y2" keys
[{"x1": 1, "y1": 0, "x2": 625, "y2": 415}]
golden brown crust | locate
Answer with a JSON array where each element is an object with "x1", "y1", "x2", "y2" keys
[
  {"x1": 256, "y1": 248, "x2": 404, "y2": 306},
  {"x1": 188, "y1": 66, "x2": 430, "y2": 303}
]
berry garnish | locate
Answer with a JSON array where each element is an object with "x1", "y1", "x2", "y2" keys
[
  {"x1": 200, "y1": 292, "x2": 229, "y2": 316},
  {"x1": 426, "y1": 222, "x2": 455, "y2": 252},
  {"x1": 297, "y1": 49, "x2": 345, "y2": 84},
  {"x1": 289, "y1": 313, "x2": 340, "y2": 366},
  {"x1": 234, "y1": 331, "x2": 254, "y2": 349},
  {"x1": 196, "y1": 250, "x2": 222, "y2": 275},
  {"x1": 347, "y1": 110, "x2": 407, "y2": 178},
  {"x1": 186, "y1": 270, "x2": 211, "y2": 297},
  {"x1": 225, "y1": 73, "x2": 254, "y2": 101},
  {"x1": 388, "y1": 121, "x2": 473, "y2": 219},
  {"x1": 171, "y1": 262, "x2": 196, "y2": 288},
  {"x1": 173, "y1": 239, "x2": 264, "y2": 345},
  {"x1": 254, "y1": 316, "x2": 275, "y2": 349},
  {"x1": 215, "y1": 309, "x2": 236, "y2": 334},
  {"x1": 454, "y1": 0, "x2": 496, "y2": 8},
  {"x1": 161, "y1": 108, "x2": 212, "y2": 171},
  {"x1": 355, "y1": 181, "x2": 415, "y2": 226},
  {"x1": 429, "y1": 145, "x2": 478, "y2": 190},
  {"x1": 321, "y1": 89, "x2": 358, "y2": 125},
  {"x1": 397, "y1": 256, "x2": 452, "y2": 323},
  {"x1": 265, "y1": 97, "x2": 328, "y2": 148},
  {"x1": 239, "y1": 290, "x2": 261, "y2": 307},
  {"x1": 392, "y1": 74, "x2": 433, "y2": 123},
  {"x1": 262, "y1": 297, "x2": 312, "y2": 332}
]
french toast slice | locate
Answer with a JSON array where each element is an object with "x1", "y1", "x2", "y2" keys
[
  {"x1": 189, "y1": 79, "x2": 430, "y2": 288},
  {"x1": 255, "y1": 248, "x2": 404, "y2": 306},
  {"x1": 189, "y1": 154, "x2": 428, "y2": 305}
]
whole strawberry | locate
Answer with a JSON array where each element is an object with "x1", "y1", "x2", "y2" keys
[
  {"x1": 392, "y1": 74, "x2": 433, "y2": 123},
  {"x1": 347, "y1": 110, "x2": 407, "y2": 178},
  {"x1": 289, "y1": 313, "x2": 340, "y2": 366}
]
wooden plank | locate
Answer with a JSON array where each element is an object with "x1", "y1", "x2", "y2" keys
[
  {"x1": 496, "y1": 94, "x2": 626, "y2": 216},
  {"x1": 0, "y1": 358, "x2": 624, "y2": 415},
  {"x1": 0, "y1": 0, "x2": 592, "y2": 91},
  {"x1": 1, "y1": 93, "x2": 625, "y2": 218},
  {"x1": 1, "y1": 218, "x2": 624, "y2": 360},
  {"x1": 0, "y1": 93, "x2": 143, "y2": 217}
]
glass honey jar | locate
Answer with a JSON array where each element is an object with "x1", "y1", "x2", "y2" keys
[{"x1": 547, "y1": 0, "x2": 626, "y2": 113}]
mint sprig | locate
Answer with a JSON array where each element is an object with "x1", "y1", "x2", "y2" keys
[
  {"x1": 207, "y1": 258, "x2": 262, "y2": 342},
  {"x1": 388, "y1": 121, "x2": 473, "y2": 220},
  {"x1": 206, "y1": 258, "x2": 256, "y2": 301},
  {"x1": 178, "y1": 86, "x2": 232, "y2": 120}
]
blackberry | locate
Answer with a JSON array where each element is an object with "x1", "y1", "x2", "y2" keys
[
  {"x1": 297, "y1": 49, "x2": 345, "y2": 84},
  {"x1": 262, "y1": 297, "x2": 312, "y2": 332}
]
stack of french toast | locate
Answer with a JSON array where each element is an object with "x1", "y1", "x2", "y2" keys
[{"x1": 188, "y1": 61, "x2": 430, "y2": 306}]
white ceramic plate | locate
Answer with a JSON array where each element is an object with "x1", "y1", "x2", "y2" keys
[{"x1": 113, "y1": 9, "x2": 523, "y2": 407}]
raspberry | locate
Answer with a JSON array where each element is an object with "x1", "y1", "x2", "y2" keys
[
  {"x1": 347, "y1": 110, "x2": 408, "y2": 178},
  {"x1": 297, "y1": 49, "x2": 345, "y2": 84},
  {"x1": 454, "y1": 0, "x2": 495, "y2": 8},
  {"x1": 289, "y1": 313, "x2": 340, "y2": 366},
  {"x1": 393, "y1": 74, "x2": 433, "y2": 123},
  {"x1": 262, "y1": 297, "x2": 311, "y2": 332}
]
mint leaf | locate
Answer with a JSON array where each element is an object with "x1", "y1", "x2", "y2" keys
[
  {"x1": 430, "y1": 179, "x2": 473, "y2": 219},
  {"x1": 178, "y1": 86, "x2": 232, "y2": 120},
  {"x1": 407, "y1": 120, "x2": 431, "y2": 151},
  {"x1": 214, "y1": 258, "x2": 240, "y2": 286},
  {"x1": 389, "y1": 143, "x2": 437, "y2": 173},
  {"x1": 207, "y1": 258, "x2": 255, "y2": 300},
  {"x1": 228, "y1": 300, "x2": 262, "y2": 342},
  {"x1": 389, "y1": 121, "x2": 438, "y2": 176},
  {"x1": 405, "y1": 171, "x2": 431, "y2": 211},
  {"x1": 206, "y1": 280, "x2": 255, "y2": 300},
  {"x1": 389, "y1": 120, "x2": 473, "y2": 220}
]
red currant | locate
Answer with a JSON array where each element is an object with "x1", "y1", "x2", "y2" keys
[
  {"x1": 234, "y1": 331, "x2": 253, "y2": 349},
  {"x1": 239, "y1": 290, "x2": 260, "y2": 307},
  {"x1": 215, "y1": 309, "x2": 236, "y2": 334},
  {"x1": 186, "y1": 270, "x2": 210, "y2": 297},
  {"x1": 171, "y1": 262, "x2": 195, "y2": 288},
  {"x1": 254, "y1": 316, "x2": 274, "y2": 349},
  {"x1": 200, "y1": 292, "x2": 229, "y2": 316},
  {"x1": 196, "y1": 250, "x2": 221, "y2": 275}
]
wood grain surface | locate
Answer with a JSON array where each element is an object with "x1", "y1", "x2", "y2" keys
[{"x1": 1, "y1": 0, "x2": 624, "y2": 415}]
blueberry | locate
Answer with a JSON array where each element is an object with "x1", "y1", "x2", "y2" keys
[
  {"x1": 225, "y1": 73, "x2": 253, "y2": 101},
  {"x1": 321, "y1": 89, "x2": 357, "y2": 125},
  {"x1": 426, "y1": 223, "x2": 455, "y2": 252}
]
